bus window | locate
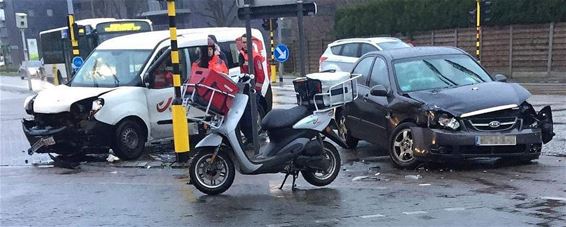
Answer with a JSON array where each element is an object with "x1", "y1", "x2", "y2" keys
[{"x1": 39, "y1": 31, "x2": 65, "y2": 64}]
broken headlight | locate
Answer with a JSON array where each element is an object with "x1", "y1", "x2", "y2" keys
[
  {"x1": 438, "y1": 114, "x2": 461, "y2": 130},
  {"x1": 428, "y1": 111, "x2": 460, "y2": 130},
  {"x1": 90, "y1": 98, "x2": 104, "y2": 116},
  {"x1": 23, "y1": 95, "x2": 36, "y2": 115}
]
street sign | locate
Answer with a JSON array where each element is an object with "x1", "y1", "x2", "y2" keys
[
  {"x1": 274, "y1": 44, "x2": 289, "y2": 63},
  {"x1": 72, "y1": 56, "x2": 84, "y2": 69},
  {"x1": 15, "y1": 13, "x2": 28, "y2": 29}
]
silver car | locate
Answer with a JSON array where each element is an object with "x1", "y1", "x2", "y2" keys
[{"x1": 319, "y1": 37, "x2": 411, "y2": 73}]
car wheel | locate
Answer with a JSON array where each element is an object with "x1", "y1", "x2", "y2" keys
[
  {"x1": 389, "y1": 122, "x2": 420, "y2": 169},
  {"x1": 112, "y1": 119, "x2": 147, "y2": 160},
  {"x1": 336, "y1": 110, "x2": 358, "y2": 149}
]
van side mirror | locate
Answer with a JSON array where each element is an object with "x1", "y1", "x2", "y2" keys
[
  {"x1": 370, "y1": 85, "x2": 388, "y2": 96},
  {"x1": 495, "y1": 74, "x2": 508, "y2": 82}
]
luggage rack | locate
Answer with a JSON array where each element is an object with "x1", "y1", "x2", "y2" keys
[
  {"x1": 296, "y1": 75, "x2": 361, "y2": 112},
  {"x1": 181, "y1": 83, "x2": 235, "y2": 129}
]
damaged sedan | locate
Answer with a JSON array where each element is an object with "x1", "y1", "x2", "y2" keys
[{"x1": 338, "y1": 47, "x2": 555, "y2": 168}]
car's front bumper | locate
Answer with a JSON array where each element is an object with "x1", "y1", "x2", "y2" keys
[
  {"x1": 22, "y1": 118, "x2": 113, "y2": 155},
  {"x1": 411, "y1": 127, "x2": 542, "y2": 160}
]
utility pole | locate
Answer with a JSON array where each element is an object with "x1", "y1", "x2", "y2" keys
[
  {"x1": 475, "y1": 0, "x2": 481, "y2": 62},
  {"x1": 269, "y1": 19, "x2": 277, "y2": 83},
  {"x1": 278, "y1": 18, "x2": 283, "y2": 82},
  {"x1": 165, "y1": 0, "x2": 190, "y2": 163}
]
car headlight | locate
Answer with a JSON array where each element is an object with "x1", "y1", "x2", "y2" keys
[
  {"x1": 90, "y1": 98, "x2": 104, "y2": 115},
  {"x1": 438, "y1": 114, "x2": 460, "y2": 130},
  {"x1": 24, "y1": 95, "x2": 36, "y2": 115}
]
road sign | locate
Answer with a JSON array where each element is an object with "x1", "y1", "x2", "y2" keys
[
  {"x1": 237, "y1": 1, "x2": 317, "y2": 20},
  {"x1": 72, "y1": 56, "x2": 84, "y2": 69},
  {"x1": 274, "y1": 44, "x2": 289, "y2": 63}
]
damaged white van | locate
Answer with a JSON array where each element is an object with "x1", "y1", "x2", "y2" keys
[{"x1": 22, "y1": 28, "x2": 272, "y2": 160}]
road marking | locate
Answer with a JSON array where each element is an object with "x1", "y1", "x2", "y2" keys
[
  {"x1": 314, "y1": 218, "x2": 339, "y2": 223},
  {"x1": 541, "y1": 196, "x2": 566, "y2": 201},
  {"x1": 444, "y1": 207, "x2": 466, "y2": 211},
  {"x1": 419, "y1": 183, "x2": 432, "y2": 186},
  {"x1": 360, "y1": 214, "x2": 385, "y2": 219},
  {"x1": 266, "y1": 224, "x2": 292, "y2": 227},
  {"x1": 403, "y1": 211, "x2": 428, "y2": 215}
]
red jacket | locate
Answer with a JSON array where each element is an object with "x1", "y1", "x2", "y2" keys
[{"x1": 239, "y1": 50, "x2": 265, "y2": 92}]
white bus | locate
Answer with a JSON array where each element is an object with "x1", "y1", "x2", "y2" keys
[{"x1": 39, "y1": 18, "x2": 152, "y2": 83}]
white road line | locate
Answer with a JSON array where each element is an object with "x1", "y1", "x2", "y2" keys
[
  {"x1": 444, "y1": 207, "x2": 466, "y2": 211},
  {"x1": 403, "y1": 211, "x2": 428, "y2": 215},
  {"x1": 314, "y1": 218, "x2": 339, "y2": 223},
  {"x1": 419, "y1": 183, "x2": 432, "y2": 186},
  {"x1": 266, "y1": 224, "x2": 292, "y2": 227},
  {"x1": 360, "y1": 214, "x2": 385, "y2": 219},
  {"x1": 541, "y1": 196, "x2": 566, "y2": 201}
]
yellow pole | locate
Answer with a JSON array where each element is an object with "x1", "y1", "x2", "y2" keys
[
  {"x1": 52, "y1": 65, "x2": 59, "y2": 85},
  {"x1": 476, "y1": 0, "x2": 481, "y2": 62},
  {"x1": 67, "y1": 15, "x2": 79, "y2": 58},
  {"x1": 269, "y1": 19, "x2": 277, "y2": 83},
  {"x1": 167, "y1": 0, "x2": 190, "y2": 162}
]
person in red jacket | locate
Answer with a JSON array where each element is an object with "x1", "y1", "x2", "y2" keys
[
  {"x1": 238, "y1": 34, "x2": 265, "y2": 93},
  {"x1": 192, "y1": 37, "x2": 228, "y2": 75}
]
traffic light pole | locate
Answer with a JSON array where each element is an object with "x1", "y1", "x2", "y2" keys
[
  {"x1": 475, "y1": 0, "x2": 481, "y2": 62},
  {"x1": 166, "y1": 0, "x2": 191, "y2": 163},
  {"x1": 244, "y1": 2, "x2": 260, "y2": 154}
]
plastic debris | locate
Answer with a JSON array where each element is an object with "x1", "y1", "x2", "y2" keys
[
  {"x1": 352, "y1": 176, "x2": 369, "y2": 181},
  {"x1": 106, "y1": 154, "x2": 120, "y2": 163},
  {"x1": 110, "y1": 171, "x2": 118, "y2": 174},
  {"x1": 419, "y1": 183, "x2": 431, "y2": 186},
  {"x1": 405, "y1": 175, "x2": 422, "y2": 180},
  {"x1": 375, "y1": 172, "x2": 381, "y2": 176}
]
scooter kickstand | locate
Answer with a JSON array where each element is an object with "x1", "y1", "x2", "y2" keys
[
  {"x1": 279, "y1": 173, "x2": 290, "y2": 189},
  {"x1": 291, "y1": 172, "x2": 298, "y2": 191}
]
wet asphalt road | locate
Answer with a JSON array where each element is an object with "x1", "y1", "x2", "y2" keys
[{"x1": 1, "y1": 85, "x2": 566, "y2": 226}]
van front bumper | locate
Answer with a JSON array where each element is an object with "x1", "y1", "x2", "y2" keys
[{"x1": 22, "y1": 118, "x2": 113, "y2": 155}]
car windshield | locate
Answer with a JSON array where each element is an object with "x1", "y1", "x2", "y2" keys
[
  {"x1": 69, "y1": 50, "x2": 151, "y2": 87},
  {"x1": 376, "y1": 41, "x2": 410, "y2": 50},
  {"x1": 394, "y1": 55, "x2": 493, "y2": 92}
]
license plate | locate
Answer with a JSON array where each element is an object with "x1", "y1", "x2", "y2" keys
[
  {"x1": 31, "y1": 136, "x2": 56, "y2": 153},
  {"x1": 476, "y1": 135, "x2": 516, "y2": 146}
]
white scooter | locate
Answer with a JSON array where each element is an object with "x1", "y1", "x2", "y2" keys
[{"x1": 186, "y1": 75, "x2": 353, "y2": 195}]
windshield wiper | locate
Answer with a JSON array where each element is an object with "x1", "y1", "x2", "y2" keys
[
  {"x1": 444, "y1": 59, "x2": 485, "y2": 83},
  {"x1": 111, "y1": 73, "x2": 120, "y2": 86},
  {"x1": 422, "y1": 60, "x2": 457, "y2": 86}
]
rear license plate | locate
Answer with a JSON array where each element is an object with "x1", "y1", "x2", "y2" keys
[
  {"x1": 476, "y1": 135, "x2": 516, "y2": 146},
  {"x1": 31, "y1": 136, "x2": 56, "y2": 153}
]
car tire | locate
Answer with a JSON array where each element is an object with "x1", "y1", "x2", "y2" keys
[
  {"x1": 389, "y1": 122, "x2": 421, "y2": 169},
  {"x1": 112, "y1": 119, "x2": 147, "y2": 160},
  {"x1": 336, "y1": 109, "x2": 358, "y2": 149}
]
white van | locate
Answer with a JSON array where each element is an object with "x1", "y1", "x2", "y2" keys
[{"x1": 22, "y1": 28, "x2": 272, "y2": 160}]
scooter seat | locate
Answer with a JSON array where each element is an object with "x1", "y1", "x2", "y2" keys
[{"x1": 261, "y1": 105, "x2": 310, "y2": 130}]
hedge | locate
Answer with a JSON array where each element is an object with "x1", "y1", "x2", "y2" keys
[{"x1": 335, "y1": 0, "x2": 566, "y2": 38}]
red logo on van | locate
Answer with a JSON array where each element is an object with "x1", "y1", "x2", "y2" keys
[{"x1": 156, "y1": 97, "x2": 173, "y2": 112}]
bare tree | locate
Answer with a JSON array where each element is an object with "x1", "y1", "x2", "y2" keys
[{"x1": 191, "y1": 0, "x2": 240, "y2": 27}]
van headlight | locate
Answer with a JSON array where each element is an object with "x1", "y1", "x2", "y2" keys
[
  {"x1": 438, "y1": 114, "x2": 460, "y2": 130},
  {"x1": 24, "y1": 95, "x2": 36, "y2": 115},
  {"x1": 90, "y1": 98, "x2": 104, "y2": 116}
]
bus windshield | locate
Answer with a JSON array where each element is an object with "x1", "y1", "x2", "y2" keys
[{"x1": 69, "y1": 50, "x2": 151, "y2": 88}]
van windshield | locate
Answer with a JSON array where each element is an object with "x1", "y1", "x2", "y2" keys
[{"x1": 69, "y1": 50, "x2": 151, "y2": 87}]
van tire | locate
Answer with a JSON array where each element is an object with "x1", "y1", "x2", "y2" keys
[{"x1": 112, "y1": 119, "x2": 146, "y2": 160}]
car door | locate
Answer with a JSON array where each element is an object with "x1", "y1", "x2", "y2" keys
[
  {"x1": 358, "y1": 57, "x2": 391, "y2": 147},
  {"x1": 344, "y1": 56, "x2": 375, "y2": 141},
  {"x1": 144, "y1": 48, "x2": 189, "y2": 140},
  {"x1": 338, "y1": 43, "x2": 361, "y2": 72}
]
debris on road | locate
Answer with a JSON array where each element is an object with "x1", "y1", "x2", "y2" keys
[
  {"x1": 405, "y1": 175, "x2": 423, "y2": 180},
  {"x1": 106, "y1": 154, "x2": 120, "y2": 163}
]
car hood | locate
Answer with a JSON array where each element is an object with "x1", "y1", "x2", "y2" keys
[
  {"x1": 407, "y1": 82, "x2": 531, "y2": 117},
  {"x1": 33, "y1": 85, "x2": 116, "y2": 113}
]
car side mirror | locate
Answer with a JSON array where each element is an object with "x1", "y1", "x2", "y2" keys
[
  {"x1": 370, "y1": 85, "x2": 388, "y2": 96},
  {"x1": 495, "y1": 74, "x2": 508, "y2": 82}
]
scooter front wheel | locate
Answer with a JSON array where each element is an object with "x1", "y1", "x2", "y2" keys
[
  {"x1": 189, "y1": 149, "x2": 235, "y2": 195},
  {"x1": 302, "y1": 141, "x2": 341, "y2": 187}
]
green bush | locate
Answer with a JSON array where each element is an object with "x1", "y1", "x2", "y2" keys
[{"x1": 335, "y1": 0, "x2": 566, "y2": 38}]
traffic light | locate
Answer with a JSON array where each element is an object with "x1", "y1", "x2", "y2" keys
[
  {"x1": 480, "y1": 0, "x2": 492, "y2": 23},
  {"x1": 261, "y1": 19, "x2": 278, "y2": 31}
]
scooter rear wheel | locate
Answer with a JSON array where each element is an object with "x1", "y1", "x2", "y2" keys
[
  {"x1": 302, "y1": 141, "x2": 341, "y2": 187},
  {"x1": 189, "y1": 149, "x2": 235, "y2": 195}
]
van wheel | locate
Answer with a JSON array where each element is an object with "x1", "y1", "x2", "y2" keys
[
  {"x1": 112, "y1": 119, "x2": 146, "y2": 160},
  {"x1": 389, "y1": 122, "x2": 421, "y2": 169}
]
